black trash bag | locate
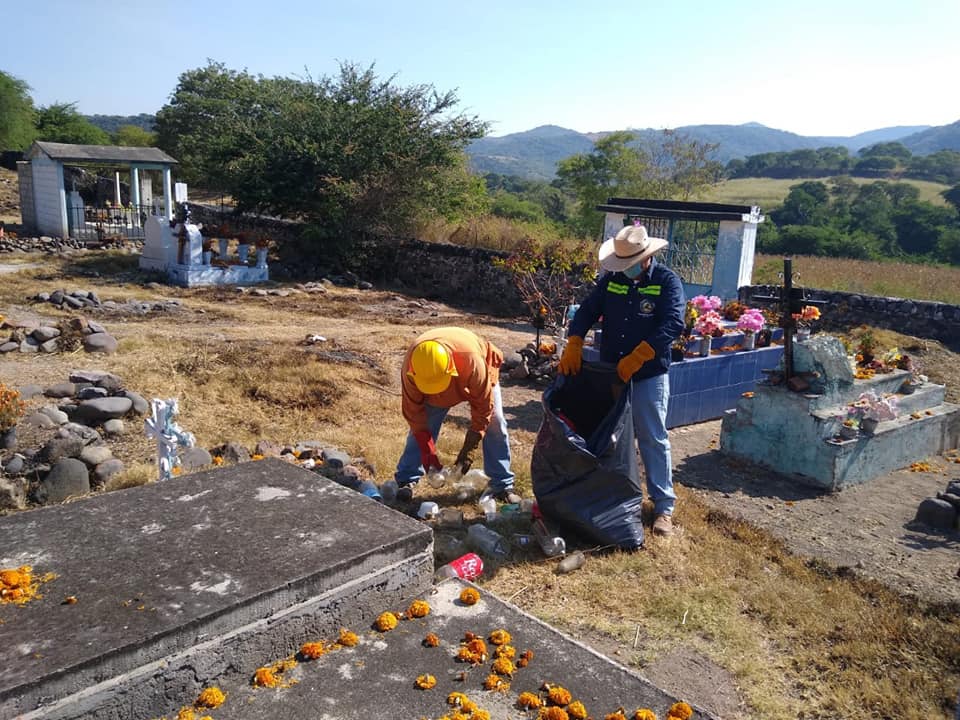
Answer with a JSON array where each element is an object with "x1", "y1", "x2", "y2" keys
[{"x1": 530, "y1": 361, "x2": 644, "y2": 550}]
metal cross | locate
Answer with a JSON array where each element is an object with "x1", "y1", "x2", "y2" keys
[
  {"x1": 750, "y1": 257, "x2": 827, "y2": 383},
  {"x1": 144, "y1": 398, "x2": 196, "y2": 481}
]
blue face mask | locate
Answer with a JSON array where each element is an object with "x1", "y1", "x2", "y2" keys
[{"x1": 623, "y1": 262, "x2": 645, "y2": 279}]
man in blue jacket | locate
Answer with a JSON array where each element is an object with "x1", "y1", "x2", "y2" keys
[{"x1": 559, "y1": 223, "x2": 686, "y2": 536}]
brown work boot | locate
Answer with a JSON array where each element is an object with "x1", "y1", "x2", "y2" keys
[{"x1": 652, "y1": 513, "x2": 674, "y2": 537}]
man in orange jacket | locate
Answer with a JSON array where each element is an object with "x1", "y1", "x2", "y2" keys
[{"x1": 395, "y1": 326, "x2": 519, "y2": 504}]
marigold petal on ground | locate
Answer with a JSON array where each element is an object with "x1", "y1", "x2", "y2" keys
[
  {"x1": 375, "y1": 611, "x2": 399, "y2": 631},
  {"x1": 667, "y1": 701, "x2": 693, "y2": 720},
  {"x1": 407, "y1": 599, "x2": 431, "y2": 618},
  {"x1": 195, "y1": 687, "x2": 225, "y2": 708}
]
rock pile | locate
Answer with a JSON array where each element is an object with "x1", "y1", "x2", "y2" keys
[
  {"x1": 0, "y1": 371, "x2": 378, "y2": 512},
  {"x1": 0, "y1": 370, "x2": 148, "y2": 509},
  {"x1": 32, "y1": 287, "x2": 184, "y2": 316},
  {"x1": 0, "y1": 316, "x2": 119, "y2": 355},
  {"x1": 914, "y1": 478, "x2": 960, "y2": 532}
]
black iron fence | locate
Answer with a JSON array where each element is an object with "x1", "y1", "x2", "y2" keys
[{"x1": 67, "y1": 204, "x2": 160, "y2": 242}]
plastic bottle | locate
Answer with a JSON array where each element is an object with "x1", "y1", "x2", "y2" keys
[
  {"x1": 356, "y1": 480, "x2": 382, "y2": 502},
  {"x1": 454, "y1": 469, "x2": 489, "y2": 502},
  {"x1": 532, "y1": 517, "x2": 566, "y2": 557},
  {"x1": 466, "y1": 523, "x2": 510, "y2": 559},
  {"x1": 379, "y1": 479, "x2": 398, "y2": 502},
  {"x1": 557, "y1": 551, "x2": 586, "y2": 574},
  {"x1": 426, "y1": 465, "x2": 463, "y2": 489},
  {"x1": 478, "y1": 495, "x2": 497, "y2": 522},
  {"x1": 435, "y1": 552, "x2": 484, "y2": 582}
]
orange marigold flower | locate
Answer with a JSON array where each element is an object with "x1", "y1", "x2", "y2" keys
[
  {"x1": 459, "y1": 587, "x2": 480, "y2": 605},
  {"x1": 466, "y1": 638, "x2": 487, "y2": 656},
  {"x1": 195, "y1": 687, "x2": 225, "y2": 708},
  {"x1": 375, "y1": 611, "x2": 399, "y2": 631},
  {"x1": 667, "y1": 702, "x2": 693, "y2": 720},
  {"x1": 568, "y1": 700, "x2": 589, "y2": 719},
  {"x1": 338, "y1": 629, "x2": 359, "y2": 647},
  {"x1": 605, "y1": 711, "x2": 628, "y2": 720},
  {"x1": 172, "y1": 466, "x2": 182, "y2": 475},
  {"x1": 415, "y1": 674, "x2": 437, "y2": 689},
  {"x1": 407, "y1": 599, "x2": 431, "y2": 618},
  {"x1": 634, "y1": 710, "x2": 658, "y2": 720},
  {"x1": 494, "y1": 644, "x2": 516, "y2": 659},
  {"x1": 456, "y1": 646, "x2": 484, "y2": 664},
  {"x1": 300, "y1": 641, "x2": 326, "y2": 659},
  {"x1": 253, "y1": 667, "x2": 278, "y2": 688},
  {"x1": 447, "y1": 691, "x2": 471, "y2": 707},
  {"x1": 251, "y1": 454, "x2": 265, "y2": 461},
  {"x1": 0, "y1": 569, "x2": 23, "y2": 587},
  {"x1": 547, "y1": 686, "x2": 572, "y2": 706},
  {"x1": 177, "y1": 708, "x2": 196, "y2": 720},
  {"x1": 539, "y1": 707, "x2": 570, "y2": 720},
  {"x1": 212, "y1": 456, "x2": 224, "y2": 466},
  {"x1": 491, "y1": 656, "x2": 515, "y2": 676},
  {"x1": 423, "y1": 632, "x2": 440, "y2": 647},
  {"x1": 483, "y1": 673, "x2": 508, "y2": 691},
  {"x1": 518, "y1": 691, "x2": 542, "y2": 709},
  {"x1": 473, "y1": 710, "x2": 491, "y2": 720},
  {"x1": 488, "y1": 628, "x2": 511, "y2": 645}
]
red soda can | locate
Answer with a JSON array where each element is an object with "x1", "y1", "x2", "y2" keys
[{"x1": 436, "y1": 552, "x2": 484, "y2": 581}]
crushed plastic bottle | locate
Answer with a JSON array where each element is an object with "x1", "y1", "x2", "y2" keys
[
  {"x1": 426, "y1": 465, "x2": 463, "y2": 489},
  {"x1": 356, "y1": 479, "x2": 382, "y2": 502},
  {"x1": 557, "y1": 551, "x2": 586, "y2": 574},
  {"x1": 466, "y1": 523, "x2": 510, "y2": 559},
  {"x1": 532, "y1": 517, "x2": 566, "y2": 558},
  {"x1": 478, "y1": 495, "x2": 497, "y2": 522},
  {"x1": 435, "y1": 552, "x2": 484, "y2": 582},
  {"x1": 453, "y1": 469, "x2": 489, "y2": 502},
  {"x1": 379, "y1": 479, "x2": 398, "y2": 502}
]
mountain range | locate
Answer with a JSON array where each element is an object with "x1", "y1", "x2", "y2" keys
[{"x1": 466, "y1": 120, "x2": 960, "y2": 181}]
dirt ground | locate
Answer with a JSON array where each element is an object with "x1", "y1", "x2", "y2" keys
[{"x1": 2, "y1": 266, "x2": 959, "y2": 719}]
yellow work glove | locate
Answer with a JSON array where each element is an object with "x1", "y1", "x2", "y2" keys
[
  {"x1": 454, "y1": 429, "x2": 483, "y2": 474},
  {"x1": 616, "y1": 341, "x2": 656, "y2": 382},
  {"x1": 558, "y1": 336, "x2": 584, "y2": 375}
]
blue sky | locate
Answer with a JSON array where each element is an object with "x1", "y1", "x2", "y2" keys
[{"x1": 1, "y1": 0, "x2": 957, "y2": 138}]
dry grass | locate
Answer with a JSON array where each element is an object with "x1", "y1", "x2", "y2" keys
[
  {"x1": 1, "y1": 252, "x2": 959, "y2": 718},
  {"x1": 753, "y1": 253, "x2": 960, "y2": 305},
  {"x1": 700, "y1": 176, "x2": 951, "y2": 209}
]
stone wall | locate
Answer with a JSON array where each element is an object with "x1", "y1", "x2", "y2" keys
[{"x1": 741, "y1": 285, "x2": 960, "y2": 350}]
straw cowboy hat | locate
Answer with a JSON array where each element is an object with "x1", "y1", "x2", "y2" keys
[{"x1": 598, "y1": 224, "x2": 668, "y2": 272}]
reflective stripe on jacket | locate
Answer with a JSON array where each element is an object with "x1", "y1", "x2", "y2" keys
[{"x1": 568, "y1": 258, "x2": 686, "y2": 379}]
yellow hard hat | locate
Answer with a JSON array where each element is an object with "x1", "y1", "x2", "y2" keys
[{"x1": 407, "y1": 340, "x2": 457, "y2": 394}]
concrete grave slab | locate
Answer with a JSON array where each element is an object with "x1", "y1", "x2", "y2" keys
[
  {"x1": 155, "y1": 579, "x2": 715, "y2": 720},
  {"x1": 0, "y1": 459, "x2": 433, "y2": 719}
]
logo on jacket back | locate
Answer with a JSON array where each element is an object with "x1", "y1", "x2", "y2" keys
[{"x1": 639, "y1": 299, "x2": 656, "y2": 314}]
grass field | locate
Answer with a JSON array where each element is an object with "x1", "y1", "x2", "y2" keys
[
  {"x1": 699, "y1": 176, "x2": 951, "y2": 210},
  {"x1": 752, "y1": 253, "x2": 960, "y2": 304}
]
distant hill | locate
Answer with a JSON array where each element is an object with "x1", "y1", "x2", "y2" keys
[
  {"x1": 466, "y1": 121, "x2": 958, "y2": 181},
  {"x1": 84, "y1": 114, "x2": 156, "y2": 135},
  {"x1": 467, "y1": 125, "x2": 595, "y2": 181},
  {"x1": 901, "y1": 120, "x2": 960, "y2": 155}
]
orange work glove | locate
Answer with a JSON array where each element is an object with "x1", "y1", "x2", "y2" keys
[
  {"x1": 616, "y1": 341, "x2": 656, "y2": 382},
  {"x1": 558, "y1": 336, "x2": 584, "y2": 375}
]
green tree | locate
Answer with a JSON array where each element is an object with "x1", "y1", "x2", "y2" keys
[
  {"x1": 0, "y1": 70, "x2": 37, "y2": 150},
  {"x1": 942, "y1": 184, "x2": 960, "y2": 214},
  {"x1": 556, "y1": 130, "x2": 719, "y2": 237},
  {"x1": 113, "y1": 124, "x2": 157, "y2": 147},
  {"x1": 156, "y1": 61, "x2": 487, "y2": 255},
  {"x1": 859, "y1": 142, "x2": 911, "y2": 161},
  {"x1": 35, "y1": 103, "x2": 110, "y2": 144},
  {"x1": 771, "y1": 181, "x2": 831, "y2": 226}
]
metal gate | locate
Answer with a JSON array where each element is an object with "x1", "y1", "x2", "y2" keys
[
  {"x1": 67, "y1": 204, "x2": 154, "y2": 242},
  {"x1": 624, "y1": 213, "x2": 718, "y2": 288}
]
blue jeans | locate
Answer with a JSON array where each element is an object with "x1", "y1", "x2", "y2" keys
[
  {"x1": 631, "y1": 373, "x2": 675, "y2": 516},
  {"x1": 395, "y1": 384, "x2": 515, "y2": 492}
]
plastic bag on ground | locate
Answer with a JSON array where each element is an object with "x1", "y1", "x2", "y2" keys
[{"x1": 530, "y1": 361, "x2": 644, "y2": 550}]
